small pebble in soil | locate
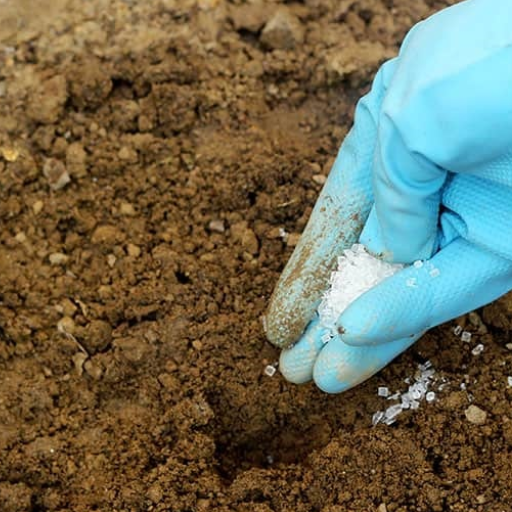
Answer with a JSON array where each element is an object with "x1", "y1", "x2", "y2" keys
[
  {"x1": 43, "y1": 158, "x2": 71, "y2": 190},
  {"x1": 32, "y1": 200, "x2": 44, "y2": 215},
  {"x1": 127, "y1": 244, "x2": 141, "y2": 258},
  {"x1": 312, "y1": 174, "x2": 326, "y2": 185},
  {"x1": 464, "y1": 405, "x2": 487, "y2": 425},
  {"x1": 107, "y1": 254, "x2": 117, "y2": 268},
  {"x1": 208, "y1": 219, "x2": 225, "y2": 233},
  {"x1": 0, "y1": 145, "x2": 19, "y2": 162},
  {"x1": 119, "y1": 202, "x2": 136, "y2": 216},
  {"x1": 285, "y1": 233, "x2": 300, "y2": 247},
  {"x1": 260, "y1": 9, "x2": 304, "y2": 50},
  {"x1": 49, "y1": 252, "x2": 69, "y2": 266}
]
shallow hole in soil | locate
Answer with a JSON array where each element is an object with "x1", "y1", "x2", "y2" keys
[{"x1": 213, "y1": 420, "x2": 331, "y2": 481}]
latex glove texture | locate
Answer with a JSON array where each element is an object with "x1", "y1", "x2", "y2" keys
[{"x1": 266, "y1": 0, "x2": 512, "y2": 393}]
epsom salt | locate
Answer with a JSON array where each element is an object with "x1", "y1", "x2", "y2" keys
[
  {"x1": 461, "y1": 331, "x2": 472, "y2": 343},
  {"x1": 318, "y1": 244, "x2": 402, "y2": 331},
  {"x1": 264, "y1": 364, "x2": 277, "y2": 377},
  {"x1": 373, "y1": 361, "x2": 439, "y2": 426}
]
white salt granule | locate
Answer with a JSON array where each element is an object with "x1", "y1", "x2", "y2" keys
[
  {"x1": 373, "y1": 361, "x2": 439, "y2": 426},
  {"x1": 378, "y1": 386, "x2": 390, "y2": 397},
  {"x1": 264, "y1": 364, "x2": 277, "y2": 377},
  {"x1": 471, "y1": 343, "x2": 484, "y2": 356},
  {"x1": 321, "y1": 332, "x2": 333, "y2": 344},
  {"x1": 429, "y1": 267, "x2": 440, "y2": 278},
  {"x1": 278, "y1": 227, "x2": 288, "y2": 241},
  {"x1": 318, "y1": 244, "x2": 402, "y2": 331},
  {"x1": 426, "y1": 391, "x2": 436, "y2": 403},
  {"x1": 461, "y1": 331, "x2": 472, "y2": 343},
  {"x1": 372, "y1": 411, "x2": 385, "y2": 426},
  {"x1": 261, "y1": 315, "x2": 268, "y2": 334},
  {"x1": 453, "y1": 325, "x2": 463, "y2": 336},
  {"x1": 507, "y1": 376, "x2": 512, "y2": 387}
]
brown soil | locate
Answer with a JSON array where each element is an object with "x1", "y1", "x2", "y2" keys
[{"x1": 1, "y1": 1, "x2": 511, "y2": 511}]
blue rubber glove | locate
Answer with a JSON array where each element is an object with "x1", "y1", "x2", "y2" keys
[{"x1": 266, "y1": 0, "x2": 512, "y2": 393}]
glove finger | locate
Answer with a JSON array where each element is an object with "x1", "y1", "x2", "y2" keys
[
  {"x1": 339, "y1": 237, "x2": 512, "y2": 346},
  {"x1": 266, "y1": 58, "x2": 399, "y2": 349},
  {"x1": 372, "y1": 4, "x2": 512, "y2": 264},
  {"x1": 279, "y1": 317, "x2": 330, "y2": 384},
  {"x1": 313, "y1": 333, "x2": 422, "y2": 394}
]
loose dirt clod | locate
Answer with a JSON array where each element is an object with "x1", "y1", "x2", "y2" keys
[
  {"x1": 260, "y1": 9, "x2": 304, "y2": 50},
  {"x1": 465, "y1": 405, "x2": 487, "y2": 425}
]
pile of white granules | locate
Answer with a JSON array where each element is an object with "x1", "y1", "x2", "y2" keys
[{"x1": 318, "y1": 243, "x2": 402, "y2": 332}]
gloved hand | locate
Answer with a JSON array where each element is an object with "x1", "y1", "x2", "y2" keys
[{"x1": 265, "y1": 0, "x2": 512, "y2": 393}]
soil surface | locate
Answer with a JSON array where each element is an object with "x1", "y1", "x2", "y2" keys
[{"x1": 1, "y1": 1, "x2": 511, "y2": 511}]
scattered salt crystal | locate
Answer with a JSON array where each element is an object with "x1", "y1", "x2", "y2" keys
[
  {"x1": 378, "y1": 386, "x2": 390, "y2": 397},
  {"x1": 413, "y1": 260, "x2": 424, "y2": 269},
  {"x1": 426, "y1": 391, "x2": 436, "y2": 403},
  {"x1": 321, "y1": 332, "x2": 332, "y2": 344},
  {"x1": 406, "y1": 277, "x2": 417, "y2": 288},
  {"x1": 507, "y1": 376, "x2": 512, "y2": 387},
  {"x1": 318, "y1": 244, "x2": 402, "y2": 331},
  {"x1": 460, "y1": 382, "x2": 467, "y2": 391},
  {"x1": 461, "y1": 331, "x2": 472, "y2": 343},
  {"x1": 266, "y1": 454, "x2": 274, "y2": 464},
  {"x1": 410, "y1": 387, "x2": 423, "y2": 400},
  {"x1": 261, "y1": 315, "x2": 267, "y2": 333},
  {"x1": 421, "y1": 368, "x2": 436, "y2": 379},
  {"x1": 278, "y1": 228, "x2": 288, "y2": 241},
  {"x1": 438, "y1": 381, "x2": 449, "y2": 391},
  {"x1": 374, "y1": 362, "x2": 440, "y2": 425},
  {"x1": 264, "y1": 364, "x2": 277, "y2": 377},
  {"x1": 429, "y1": 267, "x2": 440, "y2": 278},
  {"x1": 471, "y1": 344, "x2": 484, "y2": 356},
  {"x1": 372, "y1": 411, "x2": 385, "y2": 426},
  {"x1": 410, "y1": 400, "x2": 420, "y2": 410},
  {"x1": 453, "y1": 325, "x2": 463, "y2": 336},
  {"x1": 401, "y1": 394, "x2": 412, "y2": 409},
  {"x1": 385, "y1": 404, "x2": 403, "y2": 421}
]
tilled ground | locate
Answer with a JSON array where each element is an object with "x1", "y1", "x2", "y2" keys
[{"x1": 0, "y1": 1, "x2": 511, "y2": 511}]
